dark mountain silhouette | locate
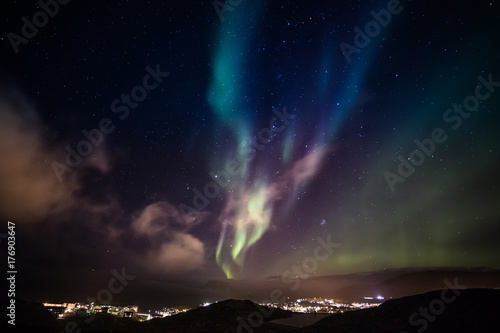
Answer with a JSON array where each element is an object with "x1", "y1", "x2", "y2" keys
[
  {"x1": 120, "y1": 299, "x2": 293, "y2": 332},
  {"x1": 120, "y1": 289, "x2": 500, "y2": 332},
  {"x1": 297, "y1": 288, "x2": 500, "y2": 333},
  {"x1": 7, "y1": 287, "x2": 500, "y2": 332},
  {"x1": 1, "y1": 299, "x2": 56, "y2": 333},
  {"x1": 3, "y1": 301, "x2": 137, "y2": 333}
]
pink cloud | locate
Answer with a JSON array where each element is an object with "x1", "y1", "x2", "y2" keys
[{"x1": 0, "y1": 90, "x2": 109, "y2": 222}]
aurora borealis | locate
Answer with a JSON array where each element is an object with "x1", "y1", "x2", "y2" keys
[{"x1": 1, "y1": 0, "x2": 500, "y2": 307}]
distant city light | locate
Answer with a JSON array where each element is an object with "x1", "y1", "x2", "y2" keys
[{"x1": 42, "y1": 296, "x2": 384, "y2": 322}]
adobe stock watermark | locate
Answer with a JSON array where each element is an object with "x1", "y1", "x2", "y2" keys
[
  {"x1": 385, "y1": 73, "x2": 499, "y2": 192},
  {"x1": 177, "y1": 106, "x2": 296, "y2": 224},
  {"x1": 340, "y1": 0, "x2": 412, "y2": 64},
  {"x1": 52, "y1": 64, "x2": 169, "y2": 183},
  {"x1": 7, "y1": 0, "x2": 71, "y2": 54},
  {"x1": 213, "y1": 0, "x2": 243, "y2": 22},
  {"x1": 401, "y1": 277, "x2": 467, "y2": 333},
  {"x1": 237, "y1": 234, "x2": 340, "y2": 333},
  {"x1": 61, "y1": 267, "x2": 135, "y2": 333}
]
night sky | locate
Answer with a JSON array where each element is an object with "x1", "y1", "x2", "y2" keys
[{"x1": 1, "y1": 0, "x2": 500, "y2": 307}]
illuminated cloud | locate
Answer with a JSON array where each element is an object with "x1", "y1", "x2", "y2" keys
[
  {"x1": 132, "y1": 201, "x2": 207, "y2": 274},
  {"x1": 0, "y1": 88, "x2": 109, "y2": 222},
  {"x1": 149, "y1": 232, "x2": 205, "y2": 272},
  {"x1": 132, "y1": 201, "x2": 187, "y2": 236},
  {"x1": 0, "y1": 87, "x2": 207, "y2": 276}
]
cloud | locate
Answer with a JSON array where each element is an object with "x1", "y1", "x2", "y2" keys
[
  {"x1": 0, "y1": 88, "x2": 110, "y2": 222},
  {"x1": 0, "y1": 86, "x2": 210, "y2": 282},
  {"x1": 132, "y1": 201, "x2": 207, "y2": 273},
  {"x1": 132, "y1": 201, "x2": 185, "y2": 236},
  {"x1": 149, "y1": 232, "x2": 205, "y2": 272}
]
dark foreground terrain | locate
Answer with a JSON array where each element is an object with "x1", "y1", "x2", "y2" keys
[
  {"x1": 4, "y1": 289, "x2": 500, "y2": 332},
  {"x1": 299, "y1": 288, "x2": 500, "y2": 333}
]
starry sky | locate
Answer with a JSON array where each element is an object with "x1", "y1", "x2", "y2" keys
[{"x1": 1, "y1": 0, "x2": 500, "y2": 307}]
